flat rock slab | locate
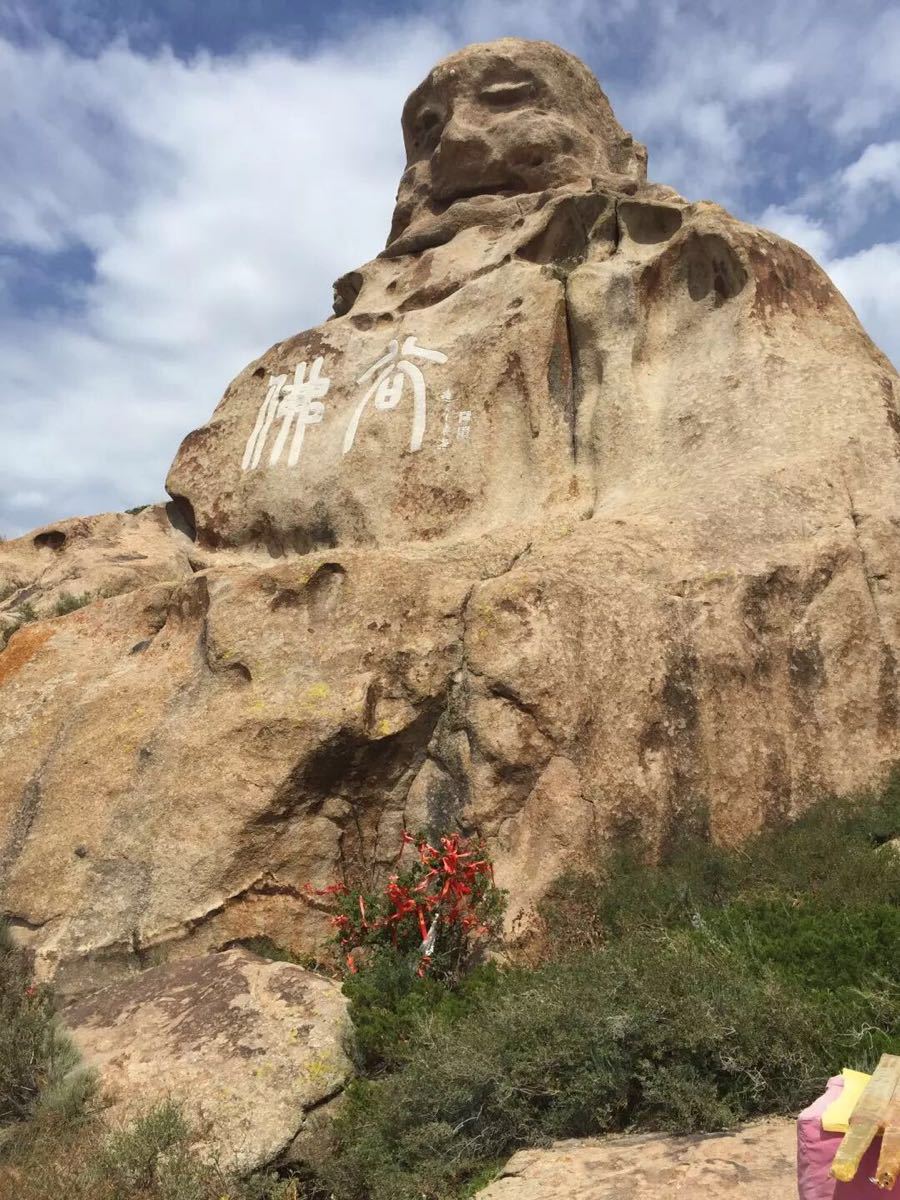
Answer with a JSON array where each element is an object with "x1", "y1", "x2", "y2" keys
[
  {"x1": 476, "y1": 1120, "x2": 797, "y2": 1199},
  {"x1": 64, "y1": 949, "x2": 352, "y2": 1171}
]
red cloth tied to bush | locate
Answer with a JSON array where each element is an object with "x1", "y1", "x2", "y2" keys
[{"x1": 305, "y1": 832, "x2": 500, "y2": 976}]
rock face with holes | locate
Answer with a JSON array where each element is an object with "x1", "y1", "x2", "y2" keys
[
  {"x1": 3, "y1": 37, "x2": 900, "y2": 991},
  {"x1": 64, "y1": 949, "x2": 352, "y2": 1172},
  {"x1": 0, "y1": 505, "x2": 193, "y2": 641}
]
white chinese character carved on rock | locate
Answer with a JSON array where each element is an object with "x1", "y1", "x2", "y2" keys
[
  {"x1": 343, "y1": 336, "x2": 448, "y2": 456},
  {"x1": 242, "y1": 357, "x2": 331, "y2": 471}
]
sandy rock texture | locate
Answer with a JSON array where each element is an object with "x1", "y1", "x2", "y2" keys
[
  {"x1": 0, "y1": 504, "x2": 193, "y2": 638},
  {"x1": 64, "y1": 949, "x2": 352, "y2": 1172},
  {"x1": 3, "y1": 37, "x2": 900, "y2": 986},
  {"x1": 474, "y1": 1121, "x2": 798, "y2": 1199}
]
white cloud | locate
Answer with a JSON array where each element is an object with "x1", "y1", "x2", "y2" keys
[
  {"x1": 841, "y1": 141, "x2": 900, "y2": 197},
  {"x1": 827, "y1": 242, "x2": 900, "y2": 366},
  {"x1": 757, "y1": 205, "x2": 835, "y2": 264}
]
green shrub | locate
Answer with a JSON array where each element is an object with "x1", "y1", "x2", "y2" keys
[
  {"x1": 324, "y1": 927, "x2": 900, "y2": 1200},
  {"x1": 1, "y1": 601, "x2": 39, "y2": 649},
  {"x1": 342, "y1": 949, "x2": 504, "y2": 1073},
  {"x1": 52, "y1": 591, "x2": 93, "y2": 617},
  {"x1": 2, "y1": 1100, "x2": 311, "y2": 1200},
  {"x1": 0, "y1": 922, "x2": 88, "y2": 1128},
  {"x1": 342, "y1": 937, "x2": 810, "y2": 1194},
  {"x1": 311, "y1": 832, "x2": 506, "y2": 986}
]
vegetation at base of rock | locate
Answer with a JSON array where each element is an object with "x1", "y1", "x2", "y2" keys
[
  {"x1": 309, "y1": 831, "x2": 505, "y2": 985},
  {"x1": 1, "y1": 1102, "x2": 306, "y2": 1200},
  {"x1": 0, "y1": 921, "x2": 87, "y2": 1128},
  {"x1": 317, "y1": 778, "x2": 900, "y2": 1199},
  {"x1": 6, "y1": 783, "x2": 900, "y2": 1199},
  {"x1": 342, "y1": 950, "x2": 504, "y2": 1074}
]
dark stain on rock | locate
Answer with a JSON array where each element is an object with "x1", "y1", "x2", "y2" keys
[
  {"x1": 398, "y1": 279, "x2": 462, "y2": 312},
  {"x1": 266, "y1": 969, "x2": 324, "y2": 1014},
  {"x1": 880, "y1": 377, "x2": 900, "y2": 460},
  {"x1": 65, "y1": 952, "x2": 257, "y2": 1056},
  {"x1": 684, "y1": 233, "x2": 748, "y2": 305},
  {"x1": 741, "y1": 566, "x2": 794, "y2": 643},
  {"x1": 424, "y1": 766, "x2": 466, "y2": 841},
  {"x1": 639, "y1": 231, "x2": 747, "y2": 311},
  {"x1": 748, "y1": 239, "x2": 837, "y2": 324},
  {"x1": 878, "y1": 645, "x2": 899, "y2": 737},
  {"x1": 547, "y1": 297, "x2": 575, "y2": 445},
  {"x1": 246, "y1": 507, "x2": 339, "y2": 559},
  {"x1": 225, "y1": 661, "x2": 252, "y2": 684},
  {"x1": 517, "y1": 192, "x2": 615, "y2": 266},
  {"x1": 640, "y1": 644, "x2": 704, "y2": 855},
  {"x1": 788, "y1": 640, "x2": 825, "y2": 690},
  {"x1": 660, "y1": 648, "x2": 700, "y2": 735},
  {"x1": 276, "y1": 326, "x2": 336, "y2": 365},
  {"x1": 349, "y1": 311, "x2": 394, "y2": 330},
  {"x1": 270, "y1": 563, "x2": 346, "y2": 621},
  {"x1": 761, "y1": 740, "x2": 792, "y2": 828},
  {"x1": 257, "y1": 699, "x2": 443, "y2": 827},
  {"x1": 618, "y1": 200, "x2": 683, "y2": 245}
]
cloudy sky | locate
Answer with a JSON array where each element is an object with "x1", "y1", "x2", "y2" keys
[{"x1": 1, "y1": 0, "x2": 899, "y2": 536}]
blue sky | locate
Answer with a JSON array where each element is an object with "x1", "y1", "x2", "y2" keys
[{"x1": 1, "y1": 0, "x2": 899, "y2": 535}]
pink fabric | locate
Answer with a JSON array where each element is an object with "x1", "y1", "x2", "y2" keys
[{"x1": 797, "y1": 1076, "x2": 897, "y2": 1199}]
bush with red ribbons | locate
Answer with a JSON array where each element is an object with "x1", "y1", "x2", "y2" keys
[{"x1": 305, "y1": 831, "x2": 505, "y2": 980}]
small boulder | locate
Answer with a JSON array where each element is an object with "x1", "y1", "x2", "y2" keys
[{"x1": 63, "y1": 948, "x2": 352, "y2": 1172}]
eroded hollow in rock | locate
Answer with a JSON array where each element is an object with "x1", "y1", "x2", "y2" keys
[
  {"x1": 33, "y1": 530, "x2": 67, "y2": 551},
  {"x1": 166, "y1": 496, "x2": 197, "y2": 542},
  {"x1": 618, "y1": 199, "x2": 683, "y2": 245},
  {"x1": 684, "y1": 232, "x2": 748, "y2": 304}
]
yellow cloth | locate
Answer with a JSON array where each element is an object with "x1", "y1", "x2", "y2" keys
[{"x1": 822, "y1": 1069, "x2": 873, "y2": 1133}]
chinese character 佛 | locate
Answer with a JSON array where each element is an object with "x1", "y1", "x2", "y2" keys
[
  {"x1": 343, "y1": 336, "x2": 448, "y2": 456},
  {"x1": 241, "y1": 357, "x2": 331, "y2": 471}
]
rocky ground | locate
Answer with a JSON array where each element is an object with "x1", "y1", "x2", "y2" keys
[{"x1": 475, "y1": 1122, "x2": 797, "y2": 1199}]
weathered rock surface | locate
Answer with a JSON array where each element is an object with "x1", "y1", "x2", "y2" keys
[
  {"x1": 0, "y1": 504, "x2": 193, "y2": 637},
  {"x1": 474, "y1": 1121, "x2": 797, "y2": 1199},
  {"x1": 64, "y1": 949, "x2": 352, "y2": 1171},
  {"x1": 3, "y1": 37, "x2": 900, "y2": 986}
]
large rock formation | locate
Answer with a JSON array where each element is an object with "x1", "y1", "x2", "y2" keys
[{"x1": 3, "y1": 37, "x2": 900, "y2": 989}]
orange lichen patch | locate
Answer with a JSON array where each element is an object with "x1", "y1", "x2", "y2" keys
[{"x1": 0, "y1": 623, "x2": 56, "y2": 688}]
